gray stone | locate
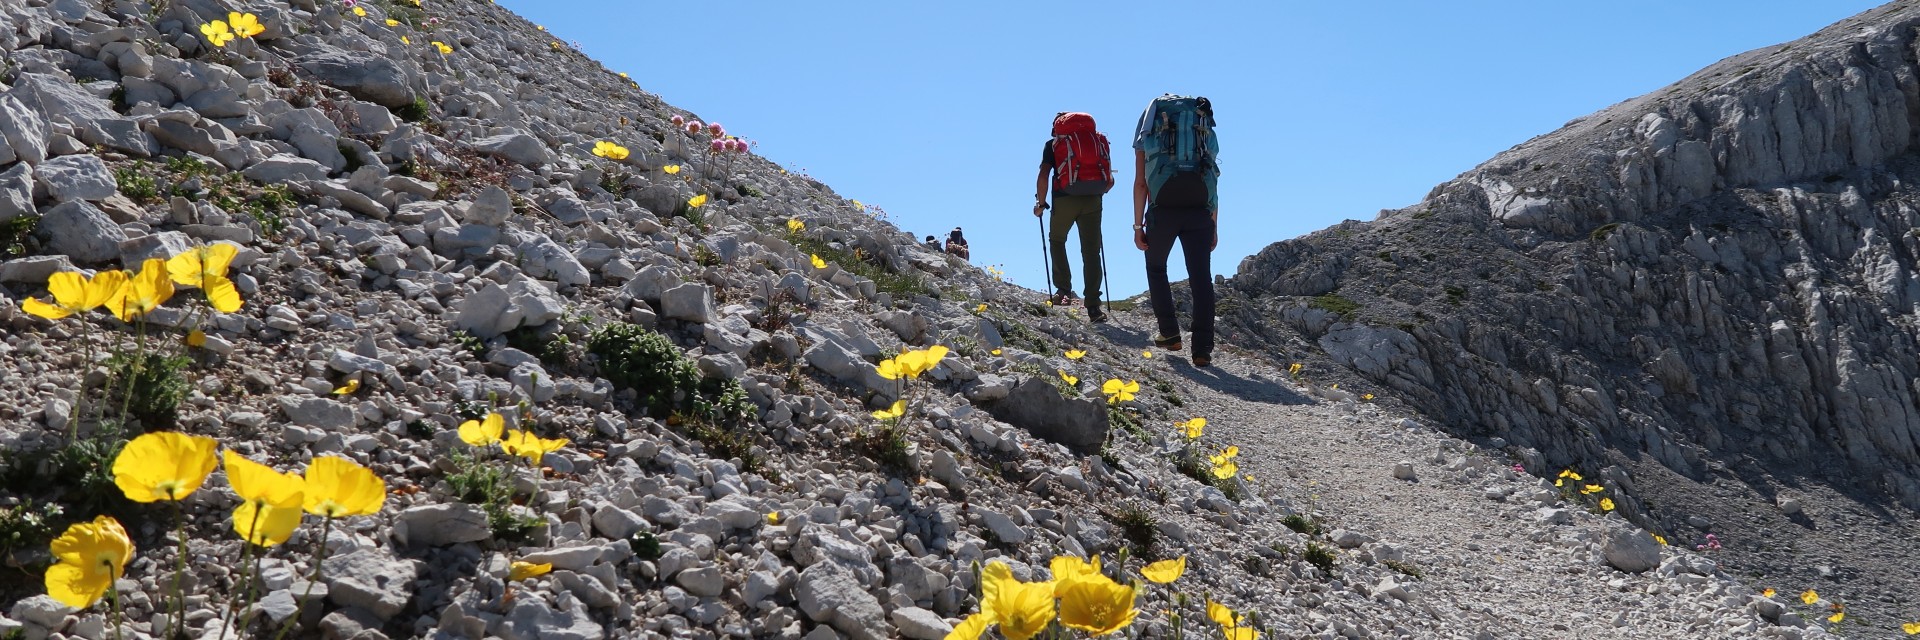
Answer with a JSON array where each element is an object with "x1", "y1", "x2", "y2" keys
[
  {"x1": 1391, "y1": 461, "x2": 1417, "y2": 481},
  {"x1": 117, "y1": 231, "x2": 191, "y2": 266},
  {"x1": 621, "y1": 265, "x2": 679, "y2": 301},
  {"x1": 35, "y1": 200, "x2": 126, "y2": 264},
  {"x1": 889, "y1": 607, "x2": 952, "y2": 640},
  {"x1": 1330, "y1": 529, "x2": 1376, "y2": 549},
  {"x1": 1601, "y1": 525, "x2": 1662, "y2": 573},
  {"x1": 322, "y1": 550, "x2": 419, "y2": 619},
  {"x1": 590, "y1": 503, "x2": 648, "y2": 539},
  {"x1": 328, "y1": 350, "x2": 390, "y2": 377},
  {"x1": 244, "y1": 155, "x2": 331, "y2": 183},
  {"x1": 463, "y1": 186, "x2": 513, "y2": 226},
  {"x1": 279, "y1": 396, "x2": 355, "y2": 431},
  {"x1": 0, "y1": 97, "x2": 29, "y2": 166},
  {"x1": 676, "y1": 566, "x2": 725, "y2": 598},
  {"x1": 795, "y1": 563, "x2": 891, "y2": 640},
  {"x1": 78, "y1": 118, "x2": 155, "y2": 157},
  {"x1": 981, "y1": 377, "x2": 1108, "y2": 454},
  {"x1": 394, "y1": 503, "x2": 491, "y2": 547},
  {"x1": 0, "y1": 163, "x2": 35, "y2": 220},
  {"x1": 466, "y1": 133, "x2": 551, "y2": 167},
  {"x1": 660, "y1": 282, "x2": 713, "y2": 323},
  {"x1": 34, "y1": 154, "x2": 115, "y2": 201},
  {"x1": 297, "y1": 50, "x2": 414, "y2": 108},
  {"x1": 318, "y1": 607, "x2": 388, "y2": 640},
  {"x1": 552, "y1": 570, "x2": 619, "y2": 609},
  {"x1": 9, "y1": 595, "x2": 70, "y2": 628},
  {"x1": 0, "y1": 255, "x2": 73, "y2": 283},
  {"x1": 498, "y1": 597, "x2": 604, "y2": 640},
  {"x1": 976, "y1": 507, "x2": 1027, "y2": 544}
]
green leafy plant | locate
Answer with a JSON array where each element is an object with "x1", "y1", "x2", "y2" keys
[
  {"x1": 0, "y1": 500, "x2": 63, "y2": 563},
  {"x1": 108, "y1": 350, "x2": 192, "y2": 429},
  {"x1": 1282, "y1": 514, "x2": 1323, "y2": 537},
  {"x1": 1111, "y1": 503, "x2": 1158, "y2": 556},
  {"x1": 1309, "y1": 293, "x2": 1360, "y2": 319},
  {"x1": 444, "y1": 450, "x2": 541, "y2": 543},
  {"x1": 0, "y1": 214, "x2": 38, "y2": 259},
  {"x1": 114, "y1": 163, "x2": 161, "y2": 203},
  {"x1": 1303, "y1": 541, "x2": 1338, "y2": 575}
]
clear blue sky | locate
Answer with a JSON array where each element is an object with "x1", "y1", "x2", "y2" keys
[{"x1": 499, "y1": 0, "x2": 1884, "y2": 298}]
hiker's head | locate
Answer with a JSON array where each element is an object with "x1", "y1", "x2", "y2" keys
[
  {"x1": 949, "y1": 228, "x2": 964, "y2": 241},
  {"x1": 925, "y1": 236, "x2": 936, "y2": 243}
]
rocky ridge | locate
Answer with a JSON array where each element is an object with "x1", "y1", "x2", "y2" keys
[
  {"x1": 0, "y1": 0, "x2": 1883, "y2": 638},
  {"x1": 1225, "y1": 0, "x2": 1920, "y2": 634}
]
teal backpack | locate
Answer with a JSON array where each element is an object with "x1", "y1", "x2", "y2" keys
[{"x1": 1136, "y1": 94, "x2": 1219, "y2": 210}]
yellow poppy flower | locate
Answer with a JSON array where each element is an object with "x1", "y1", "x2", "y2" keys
[
  {"x1": 876, "y1": 357, "x2": 904, "y2": 380},
  {"x1": 766, "y1": 511, "x2": 780, "y2": 525},
  {"x1": 946, "y1": 612, "x2": 993, "y2": 640},
  {"x1": 1142, "y1": 350, "x2": 1153, "y2": 359},
  {"x1": 508, "y1": 561, "x2": 552, "y2": 581},
  {"x1": 1760, "y1": 587, "x2": 1774, "y2": 598},
  {"x1": 200, "y1": 20, "x2": 233, "y2": 47},
  {"x1": 302, "y1": 456, "x2": 385, "y2": 518},
  {"x1": 385, "y1": 18, "x2": 399, "y2": 26},
  {"x1": 186, "y1": 329, "x2": 207, "y2": 348},
  {"x1": 108, "y1": 258, "x2": 175, "y2": 322},
  {"x1": 1179, "y1": 418, "x2": 1206, "y2": 440},
  {"x1": 224, "y1": 451, "x2": 306, "y2": 547},
  {"x1": 976, "y1": 303, "x2": 988, "y2": 313},
  {"x1": 501, "y1": 430, "x2": 568, "y2": 466},
  {"x1": 1599, "y1": 498, "x2": 1615, "y2": 511},
  {"x1": 1288, "y1": 363, "x2": 1302, "y2": 375},
  {"x1": 1101, "y1": 379, "x2": 1139, "y2": 404},
  {"x1": 664, "y1": 164, "x2": 681, "y2": 175},
  {"x1": 1064, "y1": 349, "x2": 1086, "y2": 360},
  {"x1": 430, "y1": 41, "x2": 452, "y2": 55},
  {"x1": 871, "y1": 400, "x2": 906, "y2": 421},
  {"x1": 1557, "y1": 469, "x2": 1583, "y2": 481},
  {"x1": 991, "y1": 348, "x2": 1003, "y2": 356},
  {"x1": 1653, "y1": 534, "x2": 1667, "y2": 546},
  {"x1": 331, "y1": 379, "x2": 360, "y2": 395},
  {"x1": 458, "y1": 412, "x2": 505, "y2": 447},
  {"x1": 786, "y1": 219, "x2": 804, "y2": 233},
  {"x1": 809, "y1": 254, "x2": 827, "y2": 269},
  {"x1": 352, "y1": 6, "x2": 366, "y2": 16},
  {"x1": 1362, "y1": 393, "x2": 1375, "y2": 401},
  {"x1": 1211, "y1": 458, "x2": 1238, "y2": 479},
  {"x1": 980, "y1": 562, "x2": 1055, "y2": 640},
  {"x1": 1801, "y1": 590, "x2": 1819, "y2": 605},
  {"x1": 1049, "y1": 554, "x2": 1101, "y2": 589},
  {"x1": 1140, "y1": 556, "x2": 1185, "y2": 583},
  {"x1": 23, "y1": 270, "x2": 123, "y2": 320},
  {"x1": 228, "y1": 12, "x2": 264, "y2": 38},
  {"x1": 44, "y1": 516, "x2": 133, "y2": 609},
  {"x1": 1581, "y1": 484, "x2": 1603, "y2": 495},
  {"x1": 1206, "y1": 600, "x2": 1237, "y2": 627},
  {"x1": 1056, "y1": 570, "x2": 1137, "y2": 636},
  {"x1": 1902, "y1": 621, "x2": 1920, "y2": 634},
  {"x1": 112, "y1": 432, "x2": 218, "y2": 502},
  {"x1": 1059, "y1": 370, "x2": 1079, "y2": 386},
  {"x1": 687, "y1": 194, "x2": 708, "y2": 208},
  {"x1": 1829, "y1": 612, "x2": 1845, "y2": 623},
  {"x1": 894, "y1": 346, "x2": 948, "y2": 378},
  {"x1": 401, "y1": 35, "x2": 410, "y2": 44},
  {"x1": 591, "y1": 141, "x2": 629, "y2": 160}
]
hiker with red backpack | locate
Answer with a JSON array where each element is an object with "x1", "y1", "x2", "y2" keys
[
  {"x1": 1034, "y1": 111, "x2": 1117, "y2": 322},
  {"x1": 1132, "y1": 94, "x2": 1220, "y2": 367}
]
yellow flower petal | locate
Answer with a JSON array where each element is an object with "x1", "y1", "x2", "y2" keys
[
  {"x1": 1064, "y1": 349, "x2": 1086, "y2": 360},
  {"x1": 1761, "y1": 587, "x2": 1775, "y2": 598},
  {"x1": 1140, "y1": 556, "x2": 1185, "y2": 583},
  {"x1": 229, "y1": 12, "x2": 264, "y2": 38},
  {"x1": 509, "y1": 561, "x2": 552, "y2": 581},
  {"x1": 332, "y1": 379, "x2": 361, "y2": 395},
  {"x1": 45, "y1": 516, "x2": 132, "y2": 609},
  {"x1": 501, "y1": 430, "x2": 568, "y2": 467},
  {"x1": 1902, "y1": 621, "x2": 1920, "y2": 634},
  {"x1": 458, "y1": 412, "x2": 505, "y2": 447},
  {"x1": 1801, "y1": 589, "x2": 1819, "y2": 605},
  {"x1": 945, "y1": 611, "x2": 994, "y2": 640},
  {"x1": 1828, "y1": 612, "x2": 1845, "y2": 623},
  {"x1": 687, "y1": 194, "x2": 708, "y2": 208},
  {"x1": 1599, "y1": 498, "x2": 1615, "y2": 511},
  {"x1": 664, "y1": 164, "x2": 681, "y2": 175},
  {"x1": 871, "y1": 400, "x2": 906, "y2": 421},
  {"x1": 809, "y1": 254, "x2": 826, "y2": 270},
  {"x1": 112, "y1": 432, "x2": 218, "y2": 502},
  {"x1": 1055, "y1": 570, "x2": 1138, "y2": 635},
  {"x1": 302, "y1": 456, "x2": 385, "y2": 518}
]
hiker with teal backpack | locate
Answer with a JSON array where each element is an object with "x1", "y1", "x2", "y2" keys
[
  {"x1": 1133, "y1": 94, "x2": 1220, "y2": 367},
  {"x1": 1034, "y1": 112, "x2": 1117, "y2": 322}
]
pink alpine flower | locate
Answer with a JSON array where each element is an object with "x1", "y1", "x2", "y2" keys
[
  {"x1": 707, "y1": 122, "x2": 724, "y2": 137},
  {"x1": 709, "y1": 138, "x2": 726, "y2": 153},
  {"x1": 671, "y1": 115, "x2": 684, "y2": 127},
  {"x1": 685, "y1": 120, "x2": 703, "y2": 135}
]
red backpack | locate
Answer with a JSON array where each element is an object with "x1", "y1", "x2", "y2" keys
[{"x1": 1051, "y1": 112, "x2": 1115, "y2": 197}]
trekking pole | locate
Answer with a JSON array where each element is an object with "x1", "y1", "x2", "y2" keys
[
  {"x1": 1037, "y1": 214, "x2": 1053, "y2": 301},
  {"x1": 1100, "y1": 237, "x2": 1111, "y2": 309}
]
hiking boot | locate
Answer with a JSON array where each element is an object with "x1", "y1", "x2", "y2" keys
[
  {"x1": 1192, "y1": 354, "x2": 1212, "y2": 368},
  {"x1": 1088, "y1": 308, "x2": 1108, "y2": 323},
  {"x1": 1153, "y1": 334, "x2": 1183, "y2": 352}
]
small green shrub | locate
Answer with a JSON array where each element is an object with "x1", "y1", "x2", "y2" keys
[
  {"x1": 589, "y1": 322, "x2": 755, "y2": 423},
  {"x1": 858, "y1": 422, "x2": 915, "y2": 478},
  {"x1": 1383, "y1": 559, "x2": 1423, "y2": 579},
  {"x1": 0, "y1": 501, "x2": 63, "y2": 562},
  {"x1": 444, "y1": 450, "x2": 541, "y2": 542},
  {"x1": 1444, "y1": 285, "x2": 1467, "y2": 306},
  {"x1": 631, "y1": 531, "x2": 662, "y2": 560},
  {"x1": 114, "y1": 163, "x2": 160, "y2": 203},
  {"x1": 108, "y1": 350, "x2": 192, "y2": 429},
  {"x1": 1309, "y1": 294, "x2": 1360, "y2": 319},
  {"x1": 0, "y1": 214, "x2": 38, "y2": 259},
  {"x1": 1303, "y1": 541, "x2": 1338, "y2": 575},
  {"x1": 1589, "y1": 222, "x2": 1622, "y2": 242},
  {"x1": 396, "y1": 95, "x2": 431, "y2": 123},
  {"x1": 735, "y1": 184, "x2": 764, "y2": 197},
  {"x1": 1281, "y1": 514, "x2": 1322, "y2": 537},
  {"x1": 1111, "y1": 503, "x2": 1158, "y2": 555}
]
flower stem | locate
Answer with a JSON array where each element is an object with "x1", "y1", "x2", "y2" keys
[
  {"x1": 219, "y1": 505, "x2": 264, "y2": 640},
  {"x1": 168, "y1": 501, "x2": 187, "y2": 640},
  {"x1": 108, "y1": 579, "x2": 123, "y2": 640},
  {"x1": 272, "y1": 515, "x2": 333, "y2": 640}
]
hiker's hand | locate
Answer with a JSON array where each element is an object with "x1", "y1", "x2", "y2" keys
[
  {"x1": 1212, "y1": 231, "x2": 1218, "y2": 251},
  {"x1": 1032, "y1": 203, "x2": 1044, "y2": 218},
  {"x1": 1134, "y1": 228, "x2": 1148, "y2": 251}
]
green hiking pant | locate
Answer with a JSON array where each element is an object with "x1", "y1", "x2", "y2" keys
[{"x1": 1048, "y1": 194, "x2": 1103, "y2": 304}]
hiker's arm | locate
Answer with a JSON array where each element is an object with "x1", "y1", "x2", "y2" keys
[
  {"x1": 1033, "y1": 167, "x2": 1049, "y2": 218},
  {"x1": 1132, "y1": 149, "x2": 1148, "y2": 250},
  {"x1": 1212, "y1": 206, "x2": 1219, "y2": 250}
]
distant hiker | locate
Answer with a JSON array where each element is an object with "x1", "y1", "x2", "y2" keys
[
  {"x1": 1035, "y1": 111, "x2": 1117, "y2": 321},
  {"x1": 1132, "y1": 94, "x2": 1220, "y2": 367},
  {"x1": 945, "y1": 227, "x2": 970, "y2": 261},
  {"x1": 925, "y1": 235, "x2": 944, "y2": 252}
]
